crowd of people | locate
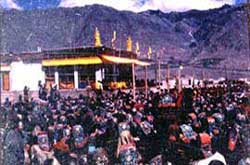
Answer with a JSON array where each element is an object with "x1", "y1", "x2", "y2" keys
[{"x1": 1, "y1": 80, "x2": 250, "y2": 165}]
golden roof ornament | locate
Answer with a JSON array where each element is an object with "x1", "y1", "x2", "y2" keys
[
  {"x1": 147, "y1": 46, "x2": 152, "y2": 59},
  {"x1": 94, "y1": 27, "x2": 102, "y2": 47},
  {"x1": 126, "y1": 36, "x2": 132, "y2": 52}
]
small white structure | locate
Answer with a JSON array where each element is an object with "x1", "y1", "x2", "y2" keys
[{"x1": 9, "y1": 61, "x2": 45, "y2": 91}]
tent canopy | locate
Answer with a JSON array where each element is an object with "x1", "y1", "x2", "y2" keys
[{"x1": 101, "y1": 55, "x2": 150, "y2": 66}]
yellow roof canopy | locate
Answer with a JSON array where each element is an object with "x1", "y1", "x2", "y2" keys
[
  {"x1": 101, "y1": 55, "x2": 150, "y2": 66},
  {"x1": 42, "y1": 57, "x2": 103, "y2": 66},
  {"x1": 134, "y1": 60, "x2": 151, "y2": 66}
]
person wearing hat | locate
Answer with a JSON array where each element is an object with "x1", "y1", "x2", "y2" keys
[
  {"x1": 23, "y1": 85, "x2": 29, "y2": 100},
  {"x1": 3, "y1": 117, "x2": 25, "y2": 165},
  {"x1": 3, "y1": 97, "x2": 11, "y2": 108}
]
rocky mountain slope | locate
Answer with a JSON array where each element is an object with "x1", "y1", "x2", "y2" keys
[{"x1": 1, "y1": 4, "x2": 250, "y2": 78}]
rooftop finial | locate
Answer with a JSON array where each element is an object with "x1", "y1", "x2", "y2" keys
[
  {"x1": 94, "y1": 27, "x2": 102, "y2": 47},
  {"x1": 126, "y1": 36, "x2": 132, "y2": 52}
]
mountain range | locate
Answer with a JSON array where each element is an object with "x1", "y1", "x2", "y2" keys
[{"x1": 1, "y1": 4, "x2": 250, "y2": 78}]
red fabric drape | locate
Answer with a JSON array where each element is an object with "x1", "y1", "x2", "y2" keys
[{"x1": 3, "y1": 72, "x2": 10, "y2": 91}]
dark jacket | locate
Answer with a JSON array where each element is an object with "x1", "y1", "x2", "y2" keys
[{"x1": 4, "y1": 129, "x2": 25, "y2": 165}]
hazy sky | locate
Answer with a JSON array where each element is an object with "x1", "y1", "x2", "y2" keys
[{"x1": 1, "y1": 0, "x2": 240, "y2": 12}]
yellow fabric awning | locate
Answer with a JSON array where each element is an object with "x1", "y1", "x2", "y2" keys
[
  {"x1": 135, "y1": 60, "x2": 151, "y2": 66},
  {"x1": 42, "y1": 57, "x2": 102, "y2": 66},
  {"x1": 101, "y1": 55, "x2": 150, "y2": 66},
  {"x1": 101, "y1": 55, "x2": 135, "y2": 64}
]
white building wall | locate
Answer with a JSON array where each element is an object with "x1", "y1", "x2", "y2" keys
[
  {"x1": 10, "y1": 61, "x2": 45, "y2": 91},
  {"x1": 95, "y1": 69, "x2": 104, "y2": 90}
]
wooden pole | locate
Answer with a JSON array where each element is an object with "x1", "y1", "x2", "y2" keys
[
  {"x1": 178, "y1": 69, "x2": 181, "y2": 93},
  {"x1": 132, "y1": 63, "x2": 136, "y2": 100},
  {"x1": 178, "y1": 66, "x2": 183, "y2": 93},
  {"x1": 202, "y1": 70, "x2": 205, "y2": 88},
  {"x1": 192, "y1": 69, "x2": 195, "y2": 88},
  {"x1": 158, "y1": 58, "x2": 161, "y2": 87},
  {"x1": 166, "y1": 64, "x2": 170, "y2": 91},
  {"x1": 145, "y1": 66, "x2": 148, "y2": 99},
  {"x1": 247, "y1": 0, "x2": 250, "y2": 78}
]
